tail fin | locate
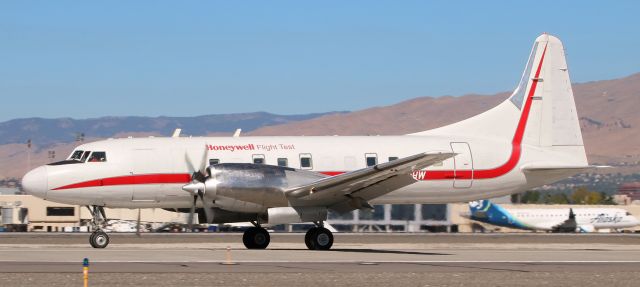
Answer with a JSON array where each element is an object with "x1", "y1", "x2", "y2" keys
[
  {"x1": 469, "y1": 200, "x2": 491, "y2": 218},
  {"x1": 412, "y1": 34, "x2": 588, "y2": 167}
]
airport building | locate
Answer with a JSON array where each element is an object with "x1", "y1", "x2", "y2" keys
[
  {"x1": 614, "y1": 182, "x2": 640, "y2": 205},
  {"x1": 2, "y1": 191, "x2": 640, "y2": 233},
  {"x1": 328, "y1": 204, "x2": 454, "y2": 232},
  {"x1": 0, "y1": 191, "x2": 187, "y2": 232}
]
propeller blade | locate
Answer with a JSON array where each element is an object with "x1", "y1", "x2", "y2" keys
[
  {"x1": 184, "y1": 143, "x2": 210, "y2": 183},
  {"x1": 184, "y1": 152, "x2": 196, "y2": 174},
  {"x1": 198, "y1": 190, "x2": 214, "y2": 224},
  {"x1": 198, "y1": 143, "x2": 209, "y2": 178},
  {"x1": 187, "y1": 195, "x2": 197, "y2": 230}
]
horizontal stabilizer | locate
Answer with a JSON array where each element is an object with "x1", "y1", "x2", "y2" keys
[{"x1": 520, "y1": 163, "x2": 598, "y2": 173}]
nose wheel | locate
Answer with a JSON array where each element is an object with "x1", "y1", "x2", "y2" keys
[
  {"x1": 89, "y1": 230, "x2": 110, "y2": 248},
  {"x1": 87, "y1": 205, "x2": 110, "y2": 249},
  {"x1": 305, "y1": 223, "x2": 334, "y2": 250}
]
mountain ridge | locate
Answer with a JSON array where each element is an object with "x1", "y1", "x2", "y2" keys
[
  {"x1": 0, "y1": 111, "x2": 346, "y2": 147},
  {"x1": 1, "y1": 72, "x2": 638, "y2": 179}
]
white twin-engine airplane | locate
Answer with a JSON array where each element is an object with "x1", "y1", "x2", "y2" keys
[{"x1": 22, "y1": 34, "x2": 593, "y2": 250}]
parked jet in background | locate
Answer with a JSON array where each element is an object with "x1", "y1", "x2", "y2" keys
[
  {"x1": 23, "y1": 34, "x2": 594, "y2": 249},
  {"x1": 466, "y1": 200, "x2": 639, "y2": 232}
]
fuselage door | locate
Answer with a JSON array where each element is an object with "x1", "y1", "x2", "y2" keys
[{"x1": 450, "y1": 142, "x2": 473, "y2": 188}]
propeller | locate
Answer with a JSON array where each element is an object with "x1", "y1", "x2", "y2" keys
[
  {"x1": 183, "y1": 144, "x2": 215, "y2": 226},
  {"x1": 187, "y1": 194, "x2": 197, "y2": 230}
]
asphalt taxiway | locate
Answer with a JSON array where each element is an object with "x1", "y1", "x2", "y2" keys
[{"x1": 1, "y1": 233, "x2": 639, "y2": 286}]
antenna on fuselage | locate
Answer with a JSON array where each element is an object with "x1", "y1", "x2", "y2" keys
[{"x1": 233, "y1": 129, "x2": 241, "y2": 138}]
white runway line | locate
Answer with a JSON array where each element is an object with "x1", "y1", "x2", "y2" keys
[{"x1": 2, "y1": 260, "x2": 640, "y2": 263}]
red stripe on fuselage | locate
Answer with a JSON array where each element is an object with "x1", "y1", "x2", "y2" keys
[
  {"x1": 319, "y1": 171, "x2": 345, "y2": 176},
  {"x1": 52, "y1": 174, "x2": 192, "y2": 190}
]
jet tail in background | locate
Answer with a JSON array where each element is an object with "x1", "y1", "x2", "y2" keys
[
  {"x1": 468, "y1": 200, "x2": 527, "y2": 230},
  {"x1": 468, "y1": 200, "x2": 493, "y2": 219}
]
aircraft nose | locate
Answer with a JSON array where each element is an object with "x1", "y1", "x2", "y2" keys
[{"x1": 22, "y1": 166, "x2": 48, "y2": 198}]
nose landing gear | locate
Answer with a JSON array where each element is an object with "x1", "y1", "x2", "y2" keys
[
  {"x1": 89, "y1": 230, "x2": 110, "y2": 248},
  {"x1": 305, "y1": 221, "x2": 333, "y2": 250},
  {"x1": 87, "y1": 206, "x2": 109, "y2": 248}
]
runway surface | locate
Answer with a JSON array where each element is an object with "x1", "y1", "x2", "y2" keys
[{"x1": 1, "y1": 233, "x2": 640, "y2": 286}]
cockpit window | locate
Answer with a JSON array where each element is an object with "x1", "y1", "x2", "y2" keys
[
  {"x1": 81, "y1": 151, "x2": 91, "y2": 162},
  {"x1": 70, "y1": 150, "x2": 84, "y2": 160},
  {"x1": 87, "y1": 152, "x2": 107, "y2": 162},
  {"x1": 50, "y1": 149, "x2": 94, "y2": 166}
]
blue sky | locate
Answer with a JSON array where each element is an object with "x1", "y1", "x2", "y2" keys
[{"x1": 1, "y1": 1, "x2": 638, "y2": 121}]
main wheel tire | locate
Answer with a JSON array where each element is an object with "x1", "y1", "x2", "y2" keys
[
  {"x1": 90, "y1": 231, "x2": 110, "y2": 249},
  {"x1": 305, "y1": 227, "x2": 319, "y2": 250},
  {"x1": 243, "y1": 227, "x2": 270, "y2": 249},
  {"x1": 89, "y1": 232, "x2": 97, "y2": 248},
  {"x1": 242, "y1": 228, "x2": 256, "y2": 249},
  {"x1": 310, "y1": 228, "x2": 333, "y2": 250}
]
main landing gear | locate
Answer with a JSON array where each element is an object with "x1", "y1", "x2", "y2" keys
[
  {"x1": 87, "y1": 206, "x2": 109, "y2": 249},
  {"x1": 305, "y1": 221, "x2": 334, "y2": 250},
  {"x1": 240, "y1": 221, "x2": 334, "y2": 250},
  {"x1": 242, "y1": 221, "x2": 270, "y2": 249}
]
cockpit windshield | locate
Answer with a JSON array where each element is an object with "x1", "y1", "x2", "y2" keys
[
  {"x1": 87, "y1": 152, "x2": 107, "y2": 162},
  {"x1": 70, "y1": 150, "x2": 84, "y2": 160},
  {"x1": 80, "y1": 151, "x2": 91, "y2": 162},
  {"x1": 49, "y1": 150, "x2": 108, "y2": 166}
]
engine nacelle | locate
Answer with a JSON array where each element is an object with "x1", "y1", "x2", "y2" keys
[
  {"x1": 204, "y1": 163, "x2": 325, "y2": 208},
  {"x1": 267, "y1": 206, "x2": 328, "y2": 225}
]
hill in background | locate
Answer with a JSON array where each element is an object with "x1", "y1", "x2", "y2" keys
[
  {"x1": 0, "y1": 112, "x2": 344, "y2": 147},
  {"x1": 1, "y1": 73, "x2": 638, "y2": 179}
]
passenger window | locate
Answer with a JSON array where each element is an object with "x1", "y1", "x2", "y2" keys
[
  {"x1": 300, "y1": 153, "x2": 313, "y2": 169},
  {"x1": 388, "y1": 157, "x2": 399, "y2": 162},
  {"x1": 87, "y1": 152, "x2": 107, "y2": 162},
  {"x1": 277, "y1": 158, "x2": 288, "y2": 167},
  {"x1": 209, "y1": 159, "x2": 220, "y2": 165},
  {"x1": 81, "y1": 151, "x2": 91, "y2": 162},
  {"x1": 365, "y1": 153, "x2": 377, "y2": 167},
  {"x1": 253, "y1": 154, "x2": 265, "y2": 164}
]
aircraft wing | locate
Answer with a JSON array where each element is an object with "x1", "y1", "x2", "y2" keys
[
  {"x1": 286, "y1": 151, "x2": 455, "y2": 213},
  {"x1": 529, "y1": 221, "x2": 563, "y2": 231}
]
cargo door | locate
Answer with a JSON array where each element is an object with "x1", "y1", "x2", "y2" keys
[{"x1": 450, "y1": 142, "x2": 473, "y2": 188}]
